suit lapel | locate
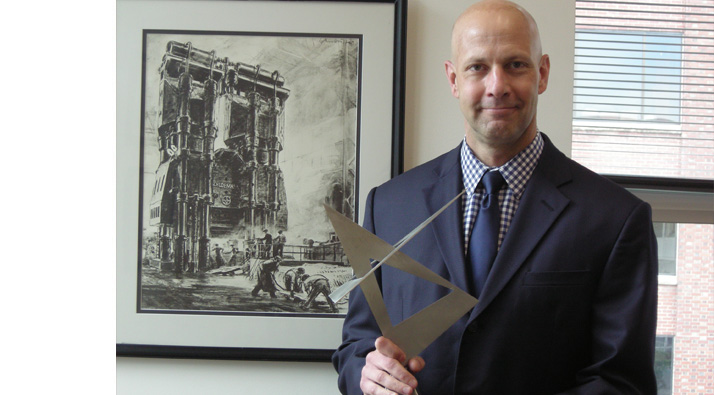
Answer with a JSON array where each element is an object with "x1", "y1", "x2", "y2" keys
[
  {"x1": 470, "y1": 138, "x2": 572, "y2": 320},
  {"x1": 422, "y1": 147, "x2": 471, "y2": 295}
]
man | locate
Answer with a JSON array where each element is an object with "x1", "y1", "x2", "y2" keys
[
  {"x1": 250, "y1": 256, "x2": 281, "y2": 298},
  {"x1": 212, "y1": 243, "x2": 225, "y2": 267},
  {"x1": 332, "y1": 1, "x2": 658, "y2": 394},
  {"x1": 274, "y1": 230, "x2": 286, "y2": 257},
  {"x1": 284, "y1": 266, "x2": 306, "y2": 298},
  {"x1": 228, "y1": 244, "x2": 241, "y2": 266},
  {"x1": 261, "y1": 229, "x2": 273, "y2": 258},
  {"x1": 301, "y1": 274, "x2": 338, "y2": 313}
]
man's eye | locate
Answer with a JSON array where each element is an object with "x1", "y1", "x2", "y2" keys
[
  {"x1": 511, "y1": 61, "x2": 527, "y2": 69},
  {"x1": 468, "y1": 65, "x2": 484, "y2": 72}
]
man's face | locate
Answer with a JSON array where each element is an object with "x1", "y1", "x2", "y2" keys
[{"x1": 445, "y1": 7, "x2": 549, "y2": 157}]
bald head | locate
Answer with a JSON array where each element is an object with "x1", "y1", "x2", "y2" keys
[{"x1": 451, "y1": 0, "x2": 542, "y2": 63}]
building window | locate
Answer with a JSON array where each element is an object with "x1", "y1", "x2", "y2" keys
[
  {"x1": 572, "y1": 0, "x2": 713, "y2": 181},
  {"x1": 574, "y1": 30, "x2": 682, "y2": 126},
  {"x1": 574, "y1": 3, "x2": 713, "y2": 394},
  {"x1": 655, "y1": 336, "x2": 674, "y2": 395},
  {"x1": 654, "y1": 222, "x2": 676, "y2": 277}
]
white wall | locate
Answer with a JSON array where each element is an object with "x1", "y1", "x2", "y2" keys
[
  {"x1": 117, "y1": 357, "x2": 339, "y2": 394},
  {"x1": 116, "y1": 1, "x2": 574, "y2": 393}
]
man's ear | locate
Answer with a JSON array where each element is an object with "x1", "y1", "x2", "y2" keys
[
  {"x1": 538, "y1": 54, "x2": 550, "y2": 95},
  {"x1": 445, "y1": 60, "x2": 459, "y2": 98}
]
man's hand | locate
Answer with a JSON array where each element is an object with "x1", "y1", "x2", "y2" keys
[{"x1": 360, "y1": 337, "x2": 425, "y2": 395}]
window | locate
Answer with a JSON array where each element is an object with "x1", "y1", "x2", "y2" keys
[
  {"x1": 653, "y1": 222, "x2": 676, "y2": 277},
  {"x1": 655, "y1": 336, "x2": 674, "y2": 395},
  {"x1": 573, "y1": 2, "x2": 713, "y2": 394},
  {"x1": 572, "y1": 0, "x2": 714, "y2": 181},
  {"x1": 574, "y1": 30, "x2": 682, "y2": 125}
]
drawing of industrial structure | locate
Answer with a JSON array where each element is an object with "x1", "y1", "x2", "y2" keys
[{"x1": 148, "y1": 41, "x2": 290, "y2": 273}]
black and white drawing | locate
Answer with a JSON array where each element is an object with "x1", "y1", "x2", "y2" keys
[{"x1": 138, "y1": 31, "x2": 360, "y2": 316}]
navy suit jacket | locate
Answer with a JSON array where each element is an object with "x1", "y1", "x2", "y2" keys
[{"x1": 332, "y1": 135, "x2": 658, "y2": 394}]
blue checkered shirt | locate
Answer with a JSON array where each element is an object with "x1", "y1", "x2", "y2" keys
[{"x1": 461, "y1": 131, "x2": 544, "y2": 253}]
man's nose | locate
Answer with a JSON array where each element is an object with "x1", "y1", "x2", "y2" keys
[{"x1": 486, "y1": 67, "x2": 510, "y2": 98}]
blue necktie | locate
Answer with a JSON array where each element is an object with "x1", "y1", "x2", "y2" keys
[{"x1": 468, "y1": 170, "x2": 506, "y2": 297}]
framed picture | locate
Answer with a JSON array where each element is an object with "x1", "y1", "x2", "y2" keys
[{"x1": 117, "y1": 0, "x2": 407, "y2": 361}]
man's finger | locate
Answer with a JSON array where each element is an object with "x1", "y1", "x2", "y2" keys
[
  {"x1": 361, "y1": 361, "x2": 416, "y2": 395},
  {"x1": 374, "y1": 337, "x2": 406, "y2": 364},
  {"x1": 365, "y1": 339, "x2": 419, "y2": 389},
  {"x1": 407, "y1": 356, "x2": 426, "y2": 374}
]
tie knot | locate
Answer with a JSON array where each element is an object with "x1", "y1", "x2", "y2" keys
[{"x1": 481, "y1": 170, "x2": 505, "y2": 194}]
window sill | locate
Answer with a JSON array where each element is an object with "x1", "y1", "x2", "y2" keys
[{"x1": 658, "y1": 274, "x2": 677, "y2": 286}]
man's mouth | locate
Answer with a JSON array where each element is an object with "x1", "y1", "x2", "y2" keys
[{"x1": 482, "y1": 106, "x2": 517, "y2": 115}]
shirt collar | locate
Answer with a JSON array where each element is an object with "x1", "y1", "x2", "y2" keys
[{"x1": 460, "y1": 131, "x2": 544, "y2": 199}]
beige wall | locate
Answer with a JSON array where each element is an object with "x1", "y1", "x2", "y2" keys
[{"x1": 116, "y1": 1, "x2": 574, "y2": 393}]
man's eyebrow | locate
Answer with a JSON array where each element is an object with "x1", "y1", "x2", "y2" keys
[
  {"x1": 462, "y1": 58, "x2": 485, "y2": 67},
  {"x1": 460, "y1": 53, "x2": 532, "y2": 67},
  {"x1": 502, "y1": 50, "x2": 534, "y2": 61}
]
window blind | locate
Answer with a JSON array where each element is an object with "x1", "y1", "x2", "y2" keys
[{"x1": 572, "y1": 0, "x2": 713, "y2": 184}]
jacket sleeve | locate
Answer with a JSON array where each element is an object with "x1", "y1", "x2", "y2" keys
[
  {"x1": 331, "y1": 188, "x2": 383, "y2": 395},
  {"x1": 559, "y1": 200, "x2": 659, "y2": 394}
]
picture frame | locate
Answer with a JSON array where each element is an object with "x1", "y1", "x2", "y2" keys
[{"x1": 116, "y1": 0, "x2": 407, "y2": 361}]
